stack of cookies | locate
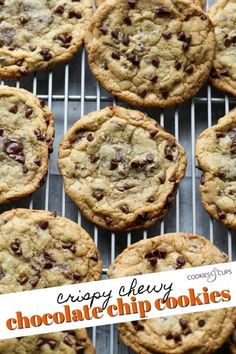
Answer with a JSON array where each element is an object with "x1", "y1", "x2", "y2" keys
[{"x1": 0, "y1": 0, "x2": 235, "y2": 353}]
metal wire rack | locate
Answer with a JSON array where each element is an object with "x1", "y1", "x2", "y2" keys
[{"x1": 0, "y1": 0, "x2": 235, "y2": 353}]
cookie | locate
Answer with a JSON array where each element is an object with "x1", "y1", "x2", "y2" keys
[
  {"x1": 0, "y1": 329, "x2": 95, "y2": 354},
  {"x1": 58, "y1": 106, "x2": 187, "y2": 231},
  {"x1": 0, "y1": 85, "x2": 54, "y2": 204},
  {"x1": 108, "y1": 233, "x2": 236, "y2": 354},
  {"x1": 86, "y1": 0, "x2": 215, "y2": 108},
  {"x1": 0, "y1": 0, "x2": 93, "y2": 78},
  {"x1": 196, "y1": 109, "x2": 236, "y2": 229},
  {"x1": 229, "y1": 327, "x2": 236, "y2": 354},
  {"x1": 209, "y1": 0, "x2": 236, "y2": 97},
  {"x1": 95, "y1": 0, "x2": 206, "y2": 8},
  {"x1": 0, "y1": 208, "x2": 102, "y2": 294}
]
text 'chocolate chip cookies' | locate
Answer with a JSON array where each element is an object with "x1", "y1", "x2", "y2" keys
[
  {"x1": 0, "y1": 86, "x2": 54, "y2": 204},
  {"x1": 209, "y1": 0, "x2": 236, "y2": 96},
  {"x1": 58, "y1": 106, "x2": 187, "y2": 231},
  {"x1": 0, "y1": 0, "x2": 93, "y2": 78},
  {"x1": 86, "y1": 0, "x2": 215, "y2": 108},
  {"x1": 196, "y1": 109, "x2": 236, "y2": 229},
  {"x1": 0, "y1": 329, "x2": 95, "y2": 354},
  {"x1": 108, "y1": 233, "x2": 236, "y2": 354},
  {"x1": 0, "y1": 209, "x2": 102, "y2": 294}
]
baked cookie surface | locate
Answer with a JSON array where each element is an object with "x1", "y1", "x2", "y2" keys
[
  {"x1": 209, "y1": 0, "x2": 236, "y2": 96},
  {"x1": 0, "y1": 0, "x2": 93, "y2": 78},
  {"x1": 229, "y1": 327, "x2": 236, "y2": 354},
  {"x1": 86, "y1": 0, "x2": 215, "y2": 108},
  {"x1": 108, "y1": 233, "x2": 235, "y2": 354},
  {"x1": 95, "y1": 0, "x2": 206, "y2": 8},
  {"x1": 0, "y1": 85, "x2": 54, "y2": 204},
  {"x1": 196, "y1": 109, "x2": 236, "y2": 229},
  {"x1": 58, "y1": 106, "x2": 187, "y2": 231},
  {"x1": 0, "y1": 329, "x2": 95, "y2": 354},
  {"x1": 0, "y1": 208, "x2": 102, "y2": 294}
]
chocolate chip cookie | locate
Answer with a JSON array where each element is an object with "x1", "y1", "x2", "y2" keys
[
  {"x1": 229, "y1": 327, "x2": 236, "y2": 354},
  {"x1": 0, "y1": 0, "x2": 93, "y2": 78},
  {"x1": 86, "y1": 0, "x2": 215, "y2": 108},
  {"x1": 108, "y1": 232, "x2": 236, "y2": 354},
  {"x1": 58, "y1": 106, "x2": 187, "y2": 231},
  {"x1": 95, "y1": 0, "x2": 206, "y2": 8},
  {"x1": 0, "y1": 329, "x2": 95, "y2": 354},
  {"x1": 209, "y1": 0, "x2": 236, "y2": 96},
  {"x1": 196, "y1": 109, "x2": 236, "y2": 229},
  {"x1": 0, "y1": 86, "x2": 54, "y2": 204},
  {"x1": 0, "y1": 208, "x2": 102, "y2": 294}
]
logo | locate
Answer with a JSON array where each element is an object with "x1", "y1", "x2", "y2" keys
[{"x1": 187, "y1": 267, "x2": 232, "y2": 283}]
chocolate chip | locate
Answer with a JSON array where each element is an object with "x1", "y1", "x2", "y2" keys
[
  {"x1": 93, "y1": 191, "x2": 104, "y2": 201},
  {"x1": 110, "y1": 159, "x2": 119, "y2": 170},
  {"x1": 124, "y1": 16, "x2": 132, "y2": 25},
  {"x1": 176, "y1": 256, "x2": 186, "y2": 268},
  {"x1": 179, "y1": 318, "x2": 188, "y2": 329},
  {"x1": 90, "y1": 254, "x2": 99, "y2": 262},
  {"x1": 200, "y1": 175, "x2": 205, "y2": 185},
  {"x1": 149, "y1": 74, "x2": 158, "y2": 83},
  {"x1": 39, "y1": 221, "x2": 49, "y2": 230},
  {"x1": 18, "y1": 275, "x2": 28, "y2": 285},
  {"x1": 156, "y1": 247, "x2": 167, "y2": 259},
  {"x1": 90, "y1": 155, "x2": 99, "y2": 163},
  {"x1": 29, "y1": 44, "x2": 37, "y2": 52},
  {"x1": 173, "y1": 332, "x2": 182, "y2": 343},
  {"x1": 216, "y1": 131, "x2": 225, "y2": 138},
  {"x1": 40, "y1": 48, "x2": 52, "y2": 61},
  {"x1": 73, "y1": 272, "x2": 83, "y2": 280},
  {"x1": 104, "y1": 216, "x2": 113, "y2": 225},
  {"x1": 36, "y1": 338, "x2": 45, "y2": 347},
  {"x1": 25, "y1": 107, "x2": 33, "y2": 118},
  {"x1": 54, "y1": 5, "x2": 64, "y2": 14},
  {"x1": 218, "y1": 172, "x2": 226, "y2": 179},
  {"x1": 128, "y1": 54, "x2": 140, "y2": 65},
  {"x1": 210, "y1": 68, "x2": 218, "y2": 78},
  {"x1": 183, "y1": 327, "x2": 192, "y2": 336},
  {"x1": 22, "y1": 166, "x2": 28, "y2": 174},
  {"x1": 165, "y1": 331, "x2": 173, "y2": 340},
  {"x1": 148, "y1": 197, "x2": 155, "y2": 203},
  {"x1": 101, "y1": 61, "x2": 108, "y2": 70},
  {"x1": 231, "y1": 35, "x2": 236, "y2": 43},
  {"x1": 40, "y1": 100, "x2": 46, "y2": 108},
  {"x1": 150, "y1": 130, "x2": 158, "y2": 138},
  {"x1": 19, "y1": 16, "x2": 28, "y2": 24},
  {"x1": 128, "y1": 0, "x2": 136, "y2": 8},
  {"x1": 198, "y1": 319, "x2": 205, "y2": 327},
  {"x1": 9, "y1": 105, "x2": 18, "y2": 113},
  {"x1": 63, "y1": 335, "x2": 73, "y2": 346},
  {"x1": 10, "y1": 242, "x2": 22, "y2": 256},
  {"x1": 34, "y1": 159, "x2": 41, "y2": 166},
  {"x1": 0, "y1": 0, "x2": 5, "y2": 4},
  {"x1": 16, "y1": 59, "x2": 24, "y2": 66},
  {"x1": 139, "y1": 89, "x2": 147, "y2": 98},
  {"x1": 151, "y1": 61, "x2": 160, "y2": 71},
  {"x1": 100, "y1": 25, "x2": 108, "y2": 35},
  {"x1": 219, "y1": 68, "x2": 229, "y2": 76},
  {"x1": 145, "y1": 252, "x2": 158, "y2": 266},
  {"x1": 47, "y1": 340, "x2": 57, "y2": 349},
  {"x1": 120, "y1": 205, "x2": 129, "y2": 214},
  {"x1": 162, "y1": 31, "x2": 171, "y2": 39},
  {"x1": 224, "y1": 38, "x2": 231, "y2": 47},
  {"x1": 182, "y1": 42, "x2": 190, "y2": 52},
  {"x1": 155, "y1": 7, "x2": 171, "y2": 16},
  {"x1": 57, "y1": 33, "x2": 72, "y2": 45},
  {"x1": 30, "y1": 277, "x2": 40, "y2": 288},
  {"x1": 135, "y1": 212, "x2": 148, "y2": 225},
  {"x1": 0, "y1": 128, "x2": 4, "y2": 136},
  {"x1": 76, "y1": 345, "x2": 86, "y2": 353},
  {"x1": 177, "y1": 32, "x2": 186, "y2": 41},
  {"x1": 184, "y1": 65, "x2": 193, "y2": 74},
  {"x1": 3, "y1": 139, "x2": 25, "y2": 164},
  {"x1": 62, "y1": 241, "x2": 74, "y2": 250},
  {"x1": 111, "y1": 29, "x2": 119, "y2": 39},
  {"x1": 216, "y1": 207, "x2": 226, "y2": 220},
  {"x1": 131, "y1": 320, "x2": 144, "y2": 331},
  {"x1": 146, "y1": 153, "x2": 154, "y2": 163},
  {"x1": 44, "y1": 262, "x2": 53, "y2": 269},
  {"x1": 87, "y1": 133, "x2": 94, "y2": 141},
  {"x1": 174, "y1": 61, "x2": 181, "y2": 71},
  {"x1": 69, "y1": 10, "x2": 82, "y2": 19},
  {"x1": 0, "y1": 266, "x2": 5, "y2": 280},
  {"x1": 122, "y1": 34, "x2": 130, "y2": 46},
  {"x1": 161, "y1": 90, "x2": 169, "y2": 99},
  {"x1": 34, "y1": 129, "x2": 45, "y2": 141},
  {"x1": 112, "y1": 51, "x2": 120, "y2": 60}
]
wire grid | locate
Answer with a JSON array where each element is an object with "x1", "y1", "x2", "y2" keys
[{"x1": 0, "y1": 1, "x2": 236, "y2": 353}]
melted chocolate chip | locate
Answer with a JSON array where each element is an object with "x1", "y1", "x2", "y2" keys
[
  {"x1": 183, "y1": 327, "x2": 192, "y2": 336},
  {"x1": 73, "y1": 272, "x2": 83, "y2": 280},
  {"x1": 120, "y1": 205, "x2": 129, "y2": 214},
  {"x1": 176, "y1": 256, "x2": 186, "y2": 268},
  {"x1": 224, "y1": 38, "x2": 231, "y2": 47},
  {"x1": 0, "y1": 266, "x2": 5, "y2": 280},
  {"x1": 146, "y1": 153, "x2": 154, "y2": 163},
  {"x1": 182, "y1": 42, "x2": 190, "y2": 51},
  {"x1": 69, "y1": 10, "x2": 82, "y2": 19},
  {"x1": 184, "y1": 65, "x2": 193, "y2": 74},
  {"x1": 34, "y1": 129, "x2": 45, "y2": 141},
  {"x1": 177, "y1": 31, "x2": 186, "y2": 41},
  {"x1": 112, "y1": 51, "x2": 120, "y2": 60},
  {"x1": 145, "y1": 252, "x2": 158, "y2": 266},
  {"x1": 173, "y1": 332, "x2": 182, "y2": 343},
  {"x1": 216, "y1": 207, "x2": 226, "y2": 220},
  {"x1": 148, "y1": 197, "x2": 155, "y2": 203},
  {"x1": 22, "y1": 166, "x2": 28, "y2": 174},
  {"x1": 128, "y1": 54, "x2": 140, "y2": 65},
  {"x1": 90, "y1": 155, "x2": 99, "y2": 163},
  {"x1": 165, "y1": 331, "x2": 173, "y2": 340},
  {"x1": 198, "y1": 319, "x2": 205, "y2": 327},
  {"x1": 131, "y1": 320, "x2": 144, "y2": 331},
  {"x1": 93, "y1": 191, "x2": 104, "y2": 201},
  {"x1": 124, "y1": 16, "x2": 132, "y2": 25},
  {"x1": 10, "y1": 241, "x2": 22, "y2": 256},
  {"x1": 9, "y1": 105, "x2": 18, "y2": 113},
  {"x1": 19, "y1": 16, "x2": 29, "y2": 24},
  {"x1": 30, "y1": 277, "x2": 40, "y2": 288},
  {"x1": 162, "y1": 31, "x2": 171, "y2": 39},
  {"x1": 135, "y1": 212, "x2": 148, "y2": 225},
  {"x1": 87, "y1": 133, "x2": 94, "y2": 142},
  {"x1": 219, "y1": 68, "x2": 229, "y2": 76},
  {"x1": 174, "y1": 61, "x2": 181, "y2": 71},
  {"x1": 39, "y1": 221, "x2": 49, "y2": 230},
  {"x1": 0, "y1": 128, "x2": 4, "y2": 136},
  {"x1": 57, "y1": 33, "x2": 72, "y2": 45},
  {"x1": 149, "y1": 74, "x2": 158, "y2": 83},
  {"x1": 104, "y1": 216, "x2": 113, "y2": 225},
  {"x1": 18, "y1": 275, "x2": 28, "y2": 285},
  {"x1": 40, "y1": 48, "x2": 52, "y2": 61},
  {"x1": 216, "y1": 131, "x2": 225, "y2": 138},
  {"x1": 200, "y1": 175, "x2": 205, "y2": 185},
  {"x1": 76, "y1": 344, "x2": 86, "y2": 353},
  {"x1": 25, "y1": 107, "x2": 33, "y2": 118},
  {"x1": 36, "y1": 338, "x2": 45, "y2": 347},
  {"x1": 150, "y1": 130, "x2": 158, "y2": 138},
  {"x1": 179, "y1": 318, "x2": 188, "y2": 329},
  {"x1": 152, "y1": 58, "x2": 160, "y2": 67},
  {"x1": 47, "y1": 340, "x2": 57, "y2": 349},
  {"x1": 155, "y1": 7, "x2": 171, "y2": 16},
  {"x1": 54, "y1": 5, "x2": 64, "y2": 14},
  {"x1": 63, "y1": 335, "x2": 73, "y2": 346},
  {"x1": 29, "y1": 44, "x2": 37, "y2": 52},
  {"x1": 122, "y1": 34, "x2": 130, "y2": 46},
  {"x1": 110, "y1": 159, "x2": 119, "y2": 170},
  {"x1": 90, "y1": 254, "x2": 99, "y2": 262},
  {"x1": 111, "y1": 29, "x2": 119, "y2": 39},
  {"x1": 139, "y1": 89, "x2": 147, "y2": 98},
  {"x1": 128, "y1": 0, "x2": 136, "y2": 8},
  {"x1": 100, "y1": 25, "x2": 108, "y2": 35},
  {"x1": 3, "y1": 139, "x2": 25, "y2": 164}
]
